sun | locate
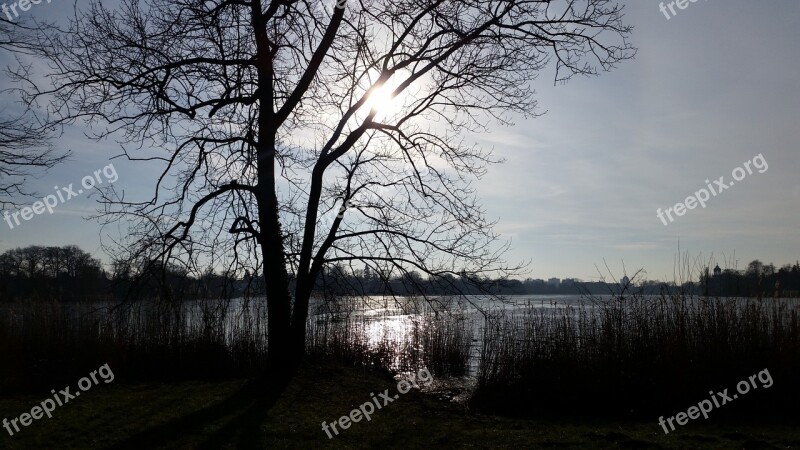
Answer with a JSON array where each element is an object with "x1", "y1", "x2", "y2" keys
[{"x1": 362, "y1": 76, "x2": 408, "y2": 120}]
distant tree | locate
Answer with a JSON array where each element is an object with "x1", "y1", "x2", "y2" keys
[
  {"x1": 746, "y1": 260, "x2": 764, "y2": 278},
  {"x1": 700, "y1": 266, "x2": 711, "y2": 296}
]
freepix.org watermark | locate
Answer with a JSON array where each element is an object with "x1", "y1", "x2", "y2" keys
[
  {"x1": 656, "y1": 153, "x2": 767, "y2": 226},
  {"x1": 659, "y1": 0, "x2": 707, "y2": 20},
  {"x1": 1, "y1": 0, "x2": 52, "y2": 21},
  {"x1": 3, "y1": 163, "x2": 118, "y2": 230},
  {"x1": 657, "y1": 368, "x2": 773, "y2": 434},
  {"x1": 321, "y1": 367, "x2": 433, "y2": 439},
  {"x1": 3, "y1": 363, "x2": 114, "y2": 437}
]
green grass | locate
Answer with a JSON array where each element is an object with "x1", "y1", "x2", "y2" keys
[{"x1": 1, "y1": 363, "x2": 799, "y2": 449}]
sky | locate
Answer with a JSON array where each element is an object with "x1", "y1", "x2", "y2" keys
[{"x1": 0, "y1": 0, "x2": 798, "y2": 282}]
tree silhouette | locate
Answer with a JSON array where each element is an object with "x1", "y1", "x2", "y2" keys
[{"x1": 20, "y1": 0, "x2": 634, "y2": 365}]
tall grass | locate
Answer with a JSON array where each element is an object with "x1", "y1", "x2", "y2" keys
[
  {"x1": 0, "y1": 299, "x2": 270, "y2": 392},
  {"x1": 0, "y1": 295, "x2": 473, "y2": 392},
  {"x1": 472, "y1": 292, "x2": 800, "y2": 418}
]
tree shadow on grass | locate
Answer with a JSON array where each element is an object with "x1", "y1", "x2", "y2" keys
[{"x1": 108, "y1": 369, "x2": 295, "y2": 450}]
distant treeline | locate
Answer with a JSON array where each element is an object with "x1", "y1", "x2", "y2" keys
[
  {"x1": 319, "y1": 260, "x2": 800, "y2": 298},
  {"x1": 0, "y1": 246, "x2": 106, "y2": 301},
  {"x1": 0, "y1": 245, "x2": 261, "y2": 302},
  {"x1": 0, "y1": 245, "x2": 798, "y2": 301},
  {"x1": 494, "y1": 259, "x2": 800, "y2": 298},
  {"x1": 699, "y1": 260, "x2": 800, "y2": 298}
]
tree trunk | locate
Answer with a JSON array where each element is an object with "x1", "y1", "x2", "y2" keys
[
  {"x1": 289, "y1": 165, "x2": 326, "y2": 363},
  {"x1": 290, "y1": 280, "x2": 312, "y2": 358},
  {"x1": 254, "y1": 138, "x2": 294, "y2": 368},
  {"x1": 258, "y1": 197, "x2": 294, "y2": 369}
]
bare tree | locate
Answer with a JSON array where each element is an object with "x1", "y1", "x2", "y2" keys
[
  {"x1": 0, "y1": 17, "x2": 68, "y2": 208},
  {"x1": 20, "y1": 0, "x2": 634, "y2": 366}
]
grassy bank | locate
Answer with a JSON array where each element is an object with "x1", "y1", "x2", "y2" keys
[{"x1": 0, "y1": 363, "x2": 799, "y2": 449}]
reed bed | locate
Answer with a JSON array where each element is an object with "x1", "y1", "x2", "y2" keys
[
  {"x1": 0, "y1": 296, "x2": 473, "y2": 391},
  {"x1": 0, "y1": 299, "x2": 269, "y2": 392},
  {"x1": 472, "y1": 293, "x2": 800, "y2": 418}
]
